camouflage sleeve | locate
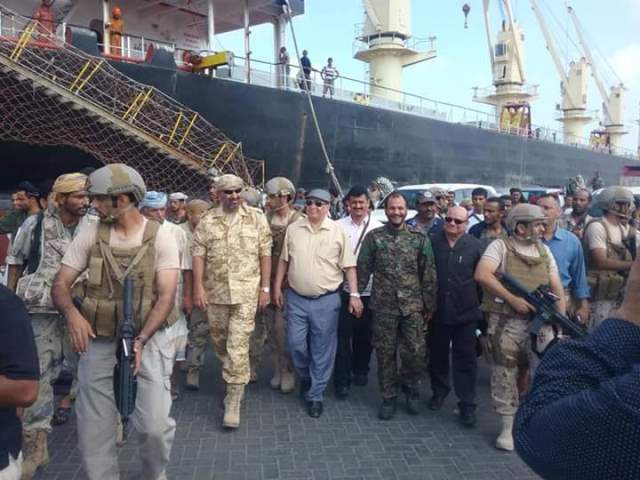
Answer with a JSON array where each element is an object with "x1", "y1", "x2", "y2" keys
[
  {"x1": 256, "y1": 212, "x2": 273, "y2": 258},
  {"x1": 356, "y1": 232, "x2": 375, "y2": 294},
  {"x1": 190, "y1": 217, "x2": 208, "y2": 258},
  {"x1": 420, "y1": 238, "x2": 438, "y2": 312}
]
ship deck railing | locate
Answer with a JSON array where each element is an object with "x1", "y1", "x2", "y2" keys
[{"x1": 2, "y1": 12, "x2": 637, "y2": 161}]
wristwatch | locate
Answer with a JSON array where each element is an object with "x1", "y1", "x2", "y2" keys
[
  {"x1": 261, "y1": 287, "x2": 271, "y2": 293},
  {"x1": 349, "y1": 292, "x2": 361, "y2": 298}
]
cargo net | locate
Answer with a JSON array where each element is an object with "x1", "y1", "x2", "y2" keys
[{"x1": 0, "y1": 4, "x2": 264, "y2": 194}]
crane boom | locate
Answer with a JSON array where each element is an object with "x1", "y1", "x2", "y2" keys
[
  {"x1": 482, "y1": 0, "x2": 495, "y2": 69},
  {"x1": 503, "y1": 0, "x2": 525, "y2": 82},
  {"x1": 362, "y1": 0, "x2": 382, "y2": 32},
  {"x1": 567, "y1": 5, "x2": 610, "y2": 120}
]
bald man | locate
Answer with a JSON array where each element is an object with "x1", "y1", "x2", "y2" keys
[{"x1": 428, "y1": 206, "x2": 483, "y2": 427}]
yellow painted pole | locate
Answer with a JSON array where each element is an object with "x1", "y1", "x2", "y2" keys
[
  {"x1": 130, "y1": 88, "x2": 153, "y2": 121},
  {"x1": 69, "y1": 60, "x2": 92, "y2": 92},
  {"x1": 220, "y1": 142, "x2": 241, "y2": 169},
  {"x1": 178, "y1": 112, "x2": 198, "y2": 147},
  {"x1": 167, "y1": 112, "x2": 184, "y2": 145},
  {"x1": 210, "y1": 143, "x2": 227, "y2": 167},
  {"x1": 10, "y1": 23, "x2": 36, "y2": 61},
  {"x1": 74, "y1": 60, "x2": 104, "y2": 93},
  {"x1": 122, "y1": 91, "x2": 144, "y2": 119}
]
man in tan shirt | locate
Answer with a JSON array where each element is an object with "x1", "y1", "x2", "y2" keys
[{"x1": 273, "y1": 189, "x2": 363, "y2": 418}]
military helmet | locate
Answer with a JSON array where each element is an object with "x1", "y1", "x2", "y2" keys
[
  {"x1": 87, "y1": 164, "x2": 146, "y2": 203},
  {"x1": 265, "y1": 177, "x2": 295, "y2": 197},
  {"x1": 592, "y1": 186, "x2": 634, "y2": 218},
  {"x1": 374, "y1": 176, "x2": 394, "y2": 197},
  {"x1": 240, "y1": 187, "x2": 262, "y2": 208},
  {"x1": 428, "y1": 186, "x2": 447, "y2": 199},
  {"x1": 506, "y1": 204, "x2": 546, "y2": 232}
]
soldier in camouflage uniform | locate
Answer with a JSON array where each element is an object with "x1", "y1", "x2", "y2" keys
[
  {"x1": 357, "y1": 192, "x2": 437, "y2": 420},
  {"x1": 182, "y1": 200, "x2": 213, "y2": 391},
  {"x1": 9, "y1": 173, "x2": 89, "y2": 479},
  {"x1": 192, "y1": 174, "x2": 272, "y2": 429},
  {"x1": 475, "y1": 204, "x2": 566, "y2": 452},
  {"x1": 260, "y1": 177, "x2": 302, "y2": 393}
]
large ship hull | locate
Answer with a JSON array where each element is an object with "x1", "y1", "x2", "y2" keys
[
  {"x1": 1, "y1": 55, "x2": 634, "y2": 191},
  {"x1": 112, "y1": 61, "x2": 635, "y2": 189}
]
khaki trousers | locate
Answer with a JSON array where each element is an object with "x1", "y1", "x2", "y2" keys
[
  {"x1": 76, "y1": 330, "x2": 176, "y2": 480},
  {"x1": 208, "y1": 302, "x2": 258, "y2": 385}
]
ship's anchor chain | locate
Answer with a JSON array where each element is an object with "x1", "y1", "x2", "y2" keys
[{"x1": 281, "y1": 1, "x2": 343, "y2": 197}]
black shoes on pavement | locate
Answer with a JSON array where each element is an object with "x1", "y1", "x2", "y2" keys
[
  {"x1": 308, "y1": 401, "x2": 323, "y2": 418},
  {"x1": 378, "y1": 398, "x2": 397, "y2": 420},
  {"x1": 428, "y1": 394, "x2": 445, "y2": 411},
  {"x1": 335, "y1": 384, "x2": 350, "y2": 399},
  {"x1": 459, "y1": 407, "x2": 477, "y2": 427},
  {"x1": 352, "y1": 373, "x2": 368, "y2": 386},
  {"x1": 299, "y1": 377, "x2": 311, "y2": 401},
  {"x1": 405, "y1": 389, "x2": 421, "y2": 415}
]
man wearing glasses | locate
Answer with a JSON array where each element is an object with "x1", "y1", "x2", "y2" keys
[
  {"x1": 192, "y1": 174, "x2": 272, "y2": 429},
  {"x1": 427, "y1": 207, "x2": 483, "y2": 427},
  {"x1": 273, "y1": 189, "x2": 363, "y2": 418}
]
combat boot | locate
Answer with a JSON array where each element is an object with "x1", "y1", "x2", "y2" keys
[
  {"x1": 270, "y1": 358, "x2": 281, "y2": 389},
  {"x1": 222, "y1": 384, "x2": 245, "y2": 429},
  {"x1": 404, "y1": 386, "x2": 421, "y2": 415},
  {"x1": 280, "y1": 370, "x2": 295, "y2": 394},
  {"x1": 378, "y1": 398, "x2": 397, "y2": 420},
  {"x1": 21, "y1": 429, "x2": 49, "y2": 479},
  {"x1": 495, "y1": 415, "x2": 515, "y2": 451},
  {"x1": 186, "y1": 368, "x2": 200, "y2": 391}
]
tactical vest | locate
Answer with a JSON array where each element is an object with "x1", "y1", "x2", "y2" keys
[
  {"x1": 480, "y1": 238, "x2": 551, "y2": 316},
  {"x1": 16, "y1": 209, "x2": 74, "y2": 314},
  {"x1": 583, "y1": 219, "x2": 632, "y2": 301},
  {"x1": 268, "y1": 209, "x2": 302, "y2": 277},
  {"x1": 79, "y1": 220, "x2": 169, "y2": 338}
]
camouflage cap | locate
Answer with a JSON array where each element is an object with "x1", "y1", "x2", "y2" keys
[
  {"x1": 52, "y1": 173, "x2": 88, "y2": 194},
  {"x1": 215, "y1": 174, "x2": 244, "y2": 191}
]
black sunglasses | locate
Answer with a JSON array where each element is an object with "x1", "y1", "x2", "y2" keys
[
  {"x1": 223, "y1": 188, "x2": 242, "y2": 195},
  {"x1": 445, "y1": 216, "x2": 466, "y2": 225},
  {"x1": 305, "y1": 200, "x2": 326, "y2": 207}
]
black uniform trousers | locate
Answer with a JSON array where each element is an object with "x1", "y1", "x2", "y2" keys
[
  {"x1": 334, "y1": 293, "x2": 373, "y2": 387},
  {"x1": 428, "y1": 320, "x2": 477, "y2": 409}
]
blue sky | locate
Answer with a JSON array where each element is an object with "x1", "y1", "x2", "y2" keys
[{"x1": 217, "y1": 0, "x2": 640, "y2": 152}]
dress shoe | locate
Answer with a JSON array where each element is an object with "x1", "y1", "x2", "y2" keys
[
  {"x1": 378, "y1": 398, "x2": 397, "y2": 420},
  {"x1": 352, "y1": 373, "x2": 368, "y2": 386},
  {"x1": 299, "y1": 377, "x2": 311, "y2": 401},
  {"x1": 307, "y1": 401, "x2": 323, "y2": 418},
  {"x1": 335, "y1": 384, "x2": 350, "y2": 399},
  {"x1": 459, "y1": 408, "x2": 477, "y2": 428},
  {"x1": 428, "y1": 394, "x2": 445, "y2": 411}
]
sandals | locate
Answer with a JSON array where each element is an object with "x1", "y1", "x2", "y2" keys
[{"x1": 52, "y1": 406, "x2": 72, "y2": 425}]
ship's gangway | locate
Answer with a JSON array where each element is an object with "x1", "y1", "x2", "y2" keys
[{"x1": 0, "y1": 4, "x2": 263, "y2": 193}]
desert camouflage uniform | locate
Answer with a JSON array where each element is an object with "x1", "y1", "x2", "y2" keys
[
  {"x1": 249, "y1": 312, "x2": 267, "y2": 380},
  {"x1": 191, "y1": 204, "x2": 272, "y2": 385},
  {"x1": 357, "y1": 224, "x2": 437, "y2": 399},
  {"x1": 12, "y1": 208, "x2": 88, "y2": 434},
  {"x1": 559, "y1": 212, "x2": 592, "y2": 239}
]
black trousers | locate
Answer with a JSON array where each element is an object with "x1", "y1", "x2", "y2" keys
[
  {"x1": 333, "y1": 293, "x2": 373, "y2": 387},
  {"x1": 428, "y1": 321, "x2": 477, "y2": 409}
]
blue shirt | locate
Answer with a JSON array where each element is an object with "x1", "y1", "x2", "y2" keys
[
  {"x1": 542, "y1": 227, "x2": 590, "y2": 300},
  {"x1": 515, "y1": 319, "x2": 640, "y2": 480},
  {"x1": 406, "y1": 216, "x2": 443, "y2": 236}
]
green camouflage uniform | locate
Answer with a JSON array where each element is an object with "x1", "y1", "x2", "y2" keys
[
  {"x1": 14, "y1": 208, "x2": 85, "y2": 433},
  {"x1": 357, "y1": 224, "x2": 437, "y2": 399}
]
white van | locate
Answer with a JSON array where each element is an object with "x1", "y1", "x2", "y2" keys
[{"x1": 372, "y1": 183, "x2": 498, "y2": 223}]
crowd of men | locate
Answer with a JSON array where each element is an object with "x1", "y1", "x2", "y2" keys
[{"x1": 1, "y1": 166, "x2": 637, "y2": 480}]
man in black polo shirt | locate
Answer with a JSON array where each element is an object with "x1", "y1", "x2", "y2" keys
[
  {"x1": 428, "y1": 206, "x2": 483, "y2": 427},
  {"x1": 0, "y1": 285, "x2": 39, "y2": 479}
]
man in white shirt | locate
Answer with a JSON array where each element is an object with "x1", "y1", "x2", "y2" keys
[{"x1": 334, "y1": 186, "x2": 382, "y2": 398}]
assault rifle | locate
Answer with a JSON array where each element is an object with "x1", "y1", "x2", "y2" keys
[
  {"x1": 497, "y1": 272, "x2": 587, "y2": 354},
  {"x1": 114, "y1": 276, "x2": 138, "y2": 440}
]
